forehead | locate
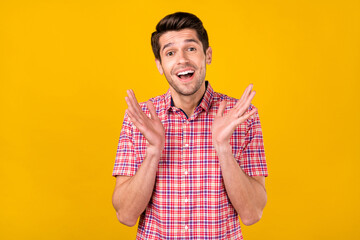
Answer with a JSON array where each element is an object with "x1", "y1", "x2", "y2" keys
[{"x1": 159, "y1": 29, "x2": 201, "y2": 48}]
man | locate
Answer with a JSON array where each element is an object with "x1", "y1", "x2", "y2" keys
[{"x1": 112, "y1": 12, "x2": 268, "y2": 239}]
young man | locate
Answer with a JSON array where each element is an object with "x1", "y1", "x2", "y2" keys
[{"x1": 112, "y1": 12, "x2": 268, "y2": 239}]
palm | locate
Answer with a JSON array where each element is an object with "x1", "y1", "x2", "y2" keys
[
  {"x1": 212, "y1": 111, "x2": 239, "y2": 144},
  {"x1": 212, "y1": 84, "x2": 258, "y2": 148},
  {"x1": 125, "y1": 89, "x2": 165, "y2": 150},
  {"x1": 139, "y1": 111, "x2": 165, "y2": 148}
]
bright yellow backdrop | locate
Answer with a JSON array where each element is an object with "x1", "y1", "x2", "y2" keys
[{"x1": 1, "y1": 0, "x2": 359, "y2": 239}]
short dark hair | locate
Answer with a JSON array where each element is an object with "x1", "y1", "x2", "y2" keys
[{"x1": 151, "y1": 12, "x2": 209, "y2": 61}]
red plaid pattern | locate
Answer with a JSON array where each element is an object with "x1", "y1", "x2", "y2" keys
[{"x1": 113, "y1": 82, "x2": 268, "y2": 239}]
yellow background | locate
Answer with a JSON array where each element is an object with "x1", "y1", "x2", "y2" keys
[{"x1": 1, "y1": 0, "x2": 359, "y2": 239}]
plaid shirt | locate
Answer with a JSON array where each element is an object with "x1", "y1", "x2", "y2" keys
[{"x1": 113, "y1": 82, "x2": 268, "y2": 239}]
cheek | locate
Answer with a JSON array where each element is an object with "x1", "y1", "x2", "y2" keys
[
  {"x1": 163, "y1": 62, "x2": 174, "y2": 74},
  {"x1": 197, "y1": 61, "x2": 206, "y2": 72}
]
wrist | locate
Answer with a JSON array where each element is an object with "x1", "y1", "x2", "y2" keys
[
  {"x1": 214, "y1": 142, "x2": 232, "y2": 156},
  {"x1": 146, "y1": 145, "x2": 163, "y2": 158}
]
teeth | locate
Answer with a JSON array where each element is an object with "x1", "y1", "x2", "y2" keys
[{"x1": 177, "y1": 70, "x2": 194, "y2": 76}]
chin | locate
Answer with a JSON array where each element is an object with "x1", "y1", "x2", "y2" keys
[{"x1": 173, "y1": 81, "x2": 204, "y2": 96}]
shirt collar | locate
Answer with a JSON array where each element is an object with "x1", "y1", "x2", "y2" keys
[{"x1": 165, "y1": 81, "x2": 214, "y2": 113}]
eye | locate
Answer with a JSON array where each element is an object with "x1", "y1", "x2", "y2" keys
[
  {"x1": 166, "y1": 51, "x2": 174, "y2": 56},
  {"x1": 188, "y1": 47, "x2": 196, "y2": 52}
]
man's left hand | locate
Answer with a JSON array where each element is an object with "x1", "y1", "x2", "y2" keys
[{"x1": 211, "y1": 84, "x2": 258, "y2": 150}]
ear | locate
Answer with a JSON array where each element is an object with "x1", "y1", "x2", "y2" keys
[
  {"x1": 205, "y1": 46, "x2": 212, "y2": 65},
  {"x1": 155, "y1": 58, "x2": 164, "y2": 75}
]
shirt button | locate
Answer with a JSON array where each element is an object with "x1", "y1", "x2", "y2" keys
[
  {"x1": 184, "y1": 143, "x2": 189, "y2": 147},
  {"x1": 185, "y1": 225, "x2": 188, "y2": 231},
  {"x1": 184, "y1": 170, "x2": 188, "y2": 175},
  {"x1": 184, "y1": 197, "x2": 188, "y2": 203}
]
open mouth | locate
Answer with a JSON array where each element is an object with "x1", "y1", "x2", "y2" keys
[{"x1": 176, "y1": 70, "x2": 194, "y2": 80}]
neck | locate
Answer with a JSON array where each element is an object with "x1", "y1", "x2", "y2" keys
[{"x1": 171, "y1": 82, "x2": 206, "y2": 117}]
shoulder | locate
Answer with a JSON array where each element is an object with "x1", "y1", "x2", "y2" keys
[
  {"x1": 212, "y1": 91, "x2": 237, "y2": 105},
  {"x1": 212, "y1": 91, "x2": 257, "y2": 111},
  {"x1": 138, "y1": 93, "x2": 167, "y2": 114}
]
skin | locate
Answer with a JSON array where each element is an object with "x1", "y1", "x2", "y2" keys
[
  {"x1": 112, "y1": 28, "x2": 267, "y2": 227},
  {"x1": 155, "y1": 29, "x2": 212, "y2": 117}
]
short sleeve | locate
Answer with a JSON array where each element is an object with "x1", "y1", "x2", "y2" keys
[
  {"x1": 112, "y1": 113, "x2": 138, "y2": 177},
  {"x1": 236, "y1": 109, "x2": 268, "y2": 177}
]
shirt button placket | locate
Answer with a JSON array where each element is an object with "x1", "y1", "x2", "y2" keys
[{"x1": 182, "y1": 120, "x2": 190, "y2": 236}]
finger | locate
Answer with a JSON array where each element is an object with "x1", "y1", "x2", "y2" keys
[
  {"x1": 125, "y1": 95, "x2": 144, "y2": 124},
  {"x1": 216, "y1": 100, "x2": 227, "y2": 117},
  {"x1": 126, "y1": 108, "x2": 139, "y2": 125},
  {"x1": 127, "y1": 110, "x2": 146, "y2": 133},
  {"x1": 236, "y1": 91, "x2": 256, "y2": 117},
  {"x1": 125, "y1": 95, "x2": 138, "y2": 117},
  {"x1": 235, "y1": 107, "x2": 257, "y2": 125},
  {"x1": 238, "y1": 84, "x2": 253, "y2": 102},
  {"x1": 128, "y1": 89, "x2": 137, "y2": 102},
  {"x1": 236, "y1": 84, "x2": 253, "y2": 108},
  {"x1": 126, "y1": 89, "x2": 145, "y2": 117},
  {"x1": 126, "y1": 90, "x2": 140, "y2": 111},
  {"x1": 125, "y1": 90, "x2": 137, "y2": 112},
  {"x1": 147, "y1": 101, "x2": 159, "y2": 120},
  {"x1": 243, "y1": 91, "x2": 256, "y2": 112}
]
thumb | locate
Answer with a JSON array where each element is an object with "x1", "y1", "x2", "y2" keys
[
  {"x1": 216, "y1": 100, "x2": 227, "y2": 117},
  {"x1": 147, "y1": 101, "x2": 158, "y2": 120}
]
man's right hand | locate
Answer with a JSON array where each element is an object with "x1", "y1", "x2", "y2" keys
[
  {"x1": 125, "y1": 89, "x2": 165, "y2": 155},
  {"x1": 112, "y1": 90, "x2": 165, "y2": 226}
]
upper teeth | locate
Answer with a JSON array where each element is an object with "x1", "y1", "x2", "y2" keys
[{"x1": 177, "y1": 70, "x2": 194, "y2": 76}]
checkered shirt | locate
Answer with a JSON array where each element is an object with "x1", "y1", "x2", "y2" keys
[{"x1": 113, "y1": 82, "x2": 268, "y2": 239}]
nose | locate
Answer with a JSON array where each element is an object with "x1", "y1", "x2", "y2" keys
[{"x1": 177, "y1": 50, "x2": 189, "y2": 64}]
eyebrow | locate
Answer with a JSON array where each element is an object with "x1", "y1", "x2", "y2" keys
[{"x1": 161, "y1": 39, "x2": 200, "y2": 52}]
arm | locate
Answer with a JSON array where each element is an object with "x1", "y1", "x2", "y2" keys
[
  {"x1": 211, "y1": 84, "x2": 267, "y2": 226},
  {"x1": 112, "y1": 89, "x2": 165, "y2": 227},
  {"x1": 215, "y1": 145, "x2": 267, "y2": 226}
]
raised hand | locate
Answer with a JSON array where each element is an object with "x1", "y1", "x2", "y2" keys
[
  {"x1": 125, "y1": 89, "x2": 165, "y2": 154},
  {"x1": 212, "y1": 84, "x2": 258, "y2": 150}
]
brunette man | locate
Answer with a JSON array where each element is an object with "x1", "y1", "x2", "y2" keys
[{"x1": 112, "y1": 12, "x2": 268, "y2": 239}]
